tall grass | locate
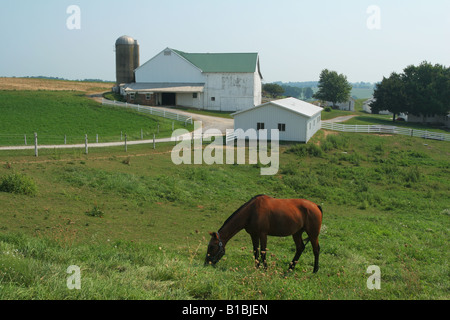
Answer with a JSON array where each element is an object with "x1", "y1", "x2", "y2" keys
[{"x1": 0, "y1": 132, "x2": 449, "y2": 300}]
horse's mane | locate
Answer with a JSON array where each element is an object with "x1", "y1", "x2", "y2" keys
[{"x1": 218, "y1": 194, "x2": 266, "y2": 232}]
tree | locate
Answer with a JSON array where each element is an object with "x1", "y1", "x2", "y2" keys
[
  {"x1": 281, "y1": 85, "x2": 302, "y2": 99},
  {"x1": 313, "y1": 69, "x2": 352, "y2": 107},
  {"x1": 263, "y1": 83, "x2": 285, "y2": 98},
  {"x1": 402, "y1": 61, "x2": 450, "y2": 117},
  {"x1": 370, "y1": 72, "x2": 406, "y2": 122},
  {"x1": 303, "y1": 87, "x2": 314, "y2": 99},
  {"x1": 371, "y1": 61, "x2": 450, "y2": 123}
]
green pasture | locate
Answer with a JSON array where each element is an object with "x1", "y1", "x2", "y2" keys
[
  {"x1": 0, "y1": 128, "x2": 448, "y2": 299},
  {"x1": 0, "y1": 91, "x2": 193, "y2": 146}
]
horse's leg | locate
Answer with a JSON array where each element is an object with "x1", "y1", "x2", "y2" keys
[
  {"x1": 259, "y1": 234, "x2": 268, "y2": 269},
  {"x1": 251, "y1": 234, "x2": 260, "y2": 268},
  {"x1": 289, "y1": 231, "x2": 306, "y2": 270},
  {"x1": 310, "y1": 236, "x2": 320, "y2": 273}
]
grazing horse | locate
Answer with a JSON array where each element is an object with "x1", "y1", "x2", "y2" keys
[{"x1": 205, "y1": 195, "x2": 323, "y2": 273}]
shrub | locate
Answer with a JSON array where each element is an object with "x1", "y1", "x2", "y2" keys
[
  {"x1": 286, "y1": 143, "x2": 323, "y2": 158},
  {"x1": 0, "y1": 173, "x2": 38, "y2": 196},
  {"x1": 85, "y1": 204, "x2": 104, "y2": 218}
]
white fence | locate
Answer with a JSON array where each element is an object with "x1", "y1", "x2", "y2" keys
[
  {"x1": 322, "y1": 122, "x2": 450, "y2": 142},
  {"x1": 102, "y1": 99, "x2": 193, "y2": 125}
]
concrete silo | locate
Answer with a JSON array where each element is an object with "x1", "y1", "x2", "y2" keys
[{"x1": 115, "y1": 35, "x2": 139, "y2": 85}]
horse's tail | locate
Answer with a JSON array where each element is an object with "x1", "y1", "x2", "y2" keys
[
  {"x1": 303, "y1": 204, "x2": 323, "y2": 246},
  {"x1": 317, "y1": 205, "x2": 323, "y2": 218}
]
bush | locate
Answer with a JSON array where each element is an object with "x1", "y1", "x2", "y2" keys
[
  {"x1": 286, "y1": 143, "x2": 323, "y2": 158},
  {"x1": 0, "y1": 173, "x2": 38, "y2": 196},
  {"x1": 85, "y1": 204, "x2": 104, "y2": 217}
]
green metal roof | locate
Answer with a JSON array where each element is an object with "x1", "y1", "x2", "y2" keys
[{"x1": 172, "y1": 49, "x2": 259, "y2": 73}]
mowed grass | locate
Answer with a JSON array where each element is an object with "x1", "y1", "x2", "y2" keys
[
  {"x1": 0, "y1": 91, "x2": 193, "y2": 146},
  {"x1": 0, "y1": 129, "x2": 449, "y2": 300}
]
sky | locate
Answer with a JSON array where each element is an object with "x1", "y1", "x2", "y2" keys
[{"x1": 0, "y1": 0, "x2": 449, "y2": 83}]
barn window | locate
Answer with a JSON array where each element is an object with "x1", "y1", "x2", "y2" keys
[
  {"x1": 164, "y1": 50, "x2": 171, "y2": 56},
  {"x1": 257, "y1": 122, "x2": 265, "y2": 130},
  {"x1": 146, "y1": 93, "x2": 152, "y2": 100},
  {"x1": 193, "y1": 93, "x2": 198, "y2": 99},
  {"x1": 211, "y1": 97, "x2": 216, "y2": 102},
  {"x1": 129, "y1": 93, "x2": 135, "y2": 100},
  {"x1": 278, "y1": 123, "x2": 286, "y2": 132}
]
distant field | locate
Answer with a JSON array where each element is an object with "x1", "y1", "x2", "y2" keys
[
  {"x1": 351, "y1": 88, "x2": 374, "y2": 100},
  {"x1": 0, "y1": 77, "x2": 113, "y2": 93},
  {"x1": 0, "y1": 90, "x2": 193, "y2": 146}
]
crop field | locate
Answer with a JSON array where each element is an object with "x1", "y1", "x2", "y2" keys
[
  {"x1": 0, "y1": 124, "x2": 448, "y2": 300},
  {"x1": 0, "y1": 90, "x2": 193, "y2": 146}
]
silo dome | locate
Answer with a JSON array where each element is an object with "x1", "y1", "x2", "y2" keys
[{"x1": 116, "y1": 35, "x2": 136, "y2": 46}]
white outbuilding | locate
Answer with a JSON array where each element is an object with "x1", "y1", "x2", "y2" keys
[{"x1": 232, "y1": 97, "x2": 323, "y2": 143}]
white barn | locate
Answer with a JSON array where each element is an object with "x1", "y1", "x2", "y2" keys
[
  {"x1": 123, "y1": 47, "x2": 262, "y2": 112},
  {"x1": 232, "y1": 97, "x2": 323, "y2": 143}
]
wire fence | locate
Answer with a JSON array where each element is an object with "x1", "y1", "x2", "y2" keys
[
  {"x1": 321, "y1": 122, "x2": 450, "y2": 142},
  {"x1": 0, "y1": 130, "x2": 164, "y2": 147},
  {"x1": 101, "y1": 99, "x2": 193, "y2": 125}
]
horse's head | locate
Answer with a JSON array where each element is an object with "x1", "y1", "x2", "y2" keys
[{"x1": 204, "y1": 232, "x2": 225, "y2": 266}]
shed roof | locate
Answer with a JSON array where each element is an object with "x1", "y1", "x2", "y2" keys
[
  {"x1": 171, "y1": 49, "x2": 259, "y2": 73},
  {"x1": 232, "y1": 97, "x2": 323, "y2": 118}
]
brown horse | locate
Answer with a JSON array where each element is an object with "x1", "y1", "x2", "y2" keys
[{"x1": 205, "y1": 195, "x2": 323, "y2": 273}]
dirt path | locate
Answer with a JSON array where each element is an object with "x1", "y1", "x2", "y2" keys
[{"x1": 322, "y1": 115, "x2": 358, "y2": 123}]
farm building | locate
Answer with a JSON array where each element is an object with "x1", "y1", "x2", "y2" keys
[
  {"x1": 232, "y1": 97, "x2": 323, "y2": 143},
  {"x1": 324, "y1": 97, "x2": 355, "y2": 111},
  {"x1": 117, "y1": 42, "x2": 263, "y2": 112},
  {"x1": 408, "y1": 113, "x2": 450, "y2": 127}
]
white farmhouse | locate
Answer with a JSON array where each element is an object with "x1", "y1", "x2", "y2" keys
[
  {"x1": 123, "y1": 47, "x2": 262, "y2": 112},
  {"x1": 232, "y1": 97, "x2": 323, "y2": 143}
]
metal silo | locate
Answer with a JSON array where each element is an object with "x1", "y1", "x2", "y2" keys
[{"x1": 115, "y1": 35, "x2": 139, "y2": 85}]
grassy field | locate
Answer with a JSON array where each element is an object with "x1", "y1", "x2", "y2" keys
[
  {"x1": 0, "y1": 90, "x2": 193, "y2": 146},
  {"x1": 0, "y1": 129, "x2": 448, "y2": 300}
]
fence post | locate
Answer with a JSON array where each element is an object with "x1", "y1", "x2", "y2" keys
[
  {"x1": 34, "y1": 133, "x2": 38, "y2": 157},
  {"x1": 85, "y1": 134, "x2": 88, "y2": 155},
  {"x1": 153, "y1": 133, "x2": 156, "y2": 149},
  {"x1": 96, "y1": 134, "x2": 99, "y2": 143},
  {"x1": 24, "y1": 134, "x2": 27, "y2": 146},
  {"x1": 64, "y1": 135, "x2": 67, "y2": 145}
]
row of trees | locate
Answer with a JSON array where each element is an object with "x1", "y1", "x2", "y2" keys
[{"x1": 370, "y1": 61, "x2": 450, "y2": 122}]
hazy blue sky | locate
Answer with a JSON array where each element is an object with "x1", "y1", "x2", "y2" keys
[{"x1": 1, "y1": 0, "x2": 449, "y2": 83}]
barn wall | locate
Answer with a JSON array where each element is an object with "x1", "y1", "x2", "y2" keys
[
  {"x1": 203, "y1": 73, "x2": 257, "y2": 111},
  {"x1": 253, "y1": 66, "x2": 262, "y2": 107},
  {"x1": 135, "y1": 50, "x2": 205, "y2": 83}
]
